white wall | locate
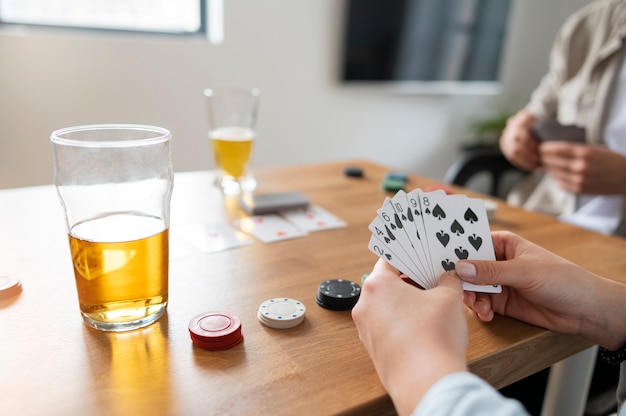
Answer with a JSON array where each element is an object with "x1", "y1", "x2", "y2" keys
[{"x1": 0, "y1": 0, "x2": 592, "y2": 189}]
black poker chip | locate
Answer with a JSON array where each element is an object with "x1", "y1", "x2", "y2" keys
[
  {"x1": 343, "y1": 166, "x2": 364, "y2": 178},
  {"x1": 316, "y1": 279, "x2": 361, "y2": 311}
]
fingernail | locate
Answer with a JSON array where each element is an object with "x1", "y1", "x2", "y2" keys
[
  {"x1": 455, "y1": 262, "x2": 476, "y2": 280},
  {"x1": 476, "y1": 300, "x2": 489, "y2": 315}
]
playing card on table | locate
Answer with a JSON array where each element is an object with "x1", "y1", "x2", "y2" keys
[
  {"x1": 280, "y1": 205, "x2": 347, "y2": 231},
  {"x1": 174, "y1": 223, "x2": 254, "y2": 253},
  {"x1": 368, "y1": 188, "x2": 501, "y2": 293},
  {"x1": 236, "y1": 214, "x2": 308, "y2": 243}
]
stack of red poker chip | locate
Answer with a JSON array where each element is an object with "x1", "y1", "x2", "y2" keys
[
  {"x1": 0, "y1": 275, "x2": 21, "y2": 300},
  {"x1": 188, "y1": 311, "x2": 243, "y2": 351}
]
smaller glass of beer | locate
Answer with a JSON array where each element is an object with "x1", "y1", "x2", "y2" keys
[
  {"x1": 204, "y1": 87, "x2": 260, "y2": 195},
  {"x1": 51, "y1": 125, "x2": 174, "y2": 332}
]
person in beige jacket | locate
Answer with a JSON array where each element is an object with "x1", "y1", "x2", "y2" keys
[{"x1": 502, "y1": 0, "x2": 626, "y2": 237}]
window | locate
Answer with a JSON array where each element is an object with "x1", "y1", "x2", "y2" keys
[{"x1": 0, "y1": 0, "x2": 206, "y2": 36}]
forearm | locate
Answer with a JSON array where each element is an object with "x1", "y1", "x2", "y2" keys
[{"x1": 577, "y1": 275, "x2": 626, "y2": 350}]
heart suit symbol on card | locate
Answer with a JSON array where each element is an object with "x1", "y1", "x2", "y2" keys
[
  {"x1": 468, "y1": 234, "x2": 482, "y2": 250},
  {"x1": 432, "y1": 204, "x2": 446, "y2": 220},
  {"x1": 441, "y1": 259, "x2": 455, "y2": 271},
  {"x1": 450, "y1": 219, "x2": 464, "y2": 236},
  {"x1": 436, "y1": 231, "x2": 450, "y2": 247},
  {"x1": 464, "y1": 208, "x2": 479, "y2": 224},
  {"x1": 455, "y1": 246, "x2": 469, "y2": 260}
]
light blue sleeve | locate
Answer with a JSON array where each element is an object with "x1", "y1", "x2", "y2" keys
[{"x1": 411, "y1": 372, "x2": 529, "y2": 416}]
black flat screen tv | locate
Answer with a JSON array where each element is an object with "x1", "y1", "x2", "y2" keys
[{"x1": 341, "y1": 0, "x2": 512, "y2": 94}]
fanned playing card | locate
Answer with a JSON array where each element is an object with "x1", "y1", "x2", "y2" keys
[
  {"x1": 369, "y1": 214, "x2": 427, "y2": 284},
  {"x1": 368, "y1": 188, "x2": 501, "y2": 293}
]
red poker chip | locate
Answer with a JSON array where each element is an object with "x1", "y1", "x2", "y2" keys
[
  {"x1": 0, "y1": 275, "x2": 22, "y2": 301},
  {"x1": 188, "y1": 311, "x2": 243, "y2": 351},
  {"x1": 189, "y1": 334, "x2": 243, "y2": 351}
]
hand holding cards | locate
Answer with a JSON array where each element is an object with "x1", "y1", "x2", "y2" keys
[
  {"x1": 530, "y1": 119, "x2": 586, "y2": 143},
  {"x1": 368, "y1": 188, "x2": 501, "y2": 293}
]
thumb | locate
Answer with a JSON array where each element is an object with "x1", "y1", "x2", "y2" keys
[
  {"x1": 437, "y1": 271, "x2": 463, "y2": 295},
  {"x1": 454, "y1": 259, "x2": 515, "y2": 287}
]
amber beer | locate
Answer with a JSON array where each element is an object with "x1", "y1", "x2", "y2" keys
[
  {"x1": 210, "y1": 127, "x2": 255, "y2": 179},
  {"x1": 68, "y1": 212, "x2": 168, "y2": 329}
]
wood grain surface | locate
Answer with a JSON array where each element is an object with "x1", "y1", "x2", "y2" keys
[{"x1": 1, "y1": 160, "x2": 624, "y2": 415}]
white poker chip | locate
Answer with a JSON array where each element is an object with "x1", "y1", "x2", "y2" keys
[{"x1": 257, "y1": 298, "x2": 306, "y2": 329}]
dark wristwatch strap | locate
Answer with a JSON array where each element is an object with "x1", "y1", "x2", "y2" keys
[{"x1": 599, "y1": 344, "x2": 626, "y2": 365}]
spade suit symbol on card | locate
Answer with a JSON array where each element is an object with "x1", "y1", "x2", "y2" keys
[
  {"x1": 407, "y1": 208, "x2": 414, "y2": 222},
  {"x1": 432, "y1": 204, "x2": 446, "y2": 220},
  {"x1": 441, "y1": 259, "x2": 455, "y2": 271},
  {"x1": 450, "y1": 219, "x2": 464, "y2": 236},
  {"x1": 436, "y1": 230, "x2": 450, "y2": 247},
  {"x1": 394, "y1": 213, "x2": 403, "y2": 229},
  {"x1": 464, "y1": 208, "x2": 479, "y2": 224},
  {"x1": 384, "y1": 224, "x2": 395, "y2": 241},
  {"x1": 468, "y1": 234, "x2": 482, "y2": 250},
  {"x1": 455, "y1": 246, "x2": 469, "y2": 260},
  {"x1": 368, "y1": 189, "x2": 501, "y2": 294}
]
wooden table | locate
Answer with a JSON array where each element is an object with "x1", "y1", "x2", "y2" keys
[{"x1": 1, "y1": 160, "x2": 625, "y2": 415}]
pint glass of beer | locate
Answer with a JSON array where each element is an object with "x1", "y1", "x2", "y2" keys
[
  {"x1": 204, "y1": 87, "x2": 260, "y2": 195},
  {"x1": 51, "y1": 125, "x2": 174, "y2": 332}
]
